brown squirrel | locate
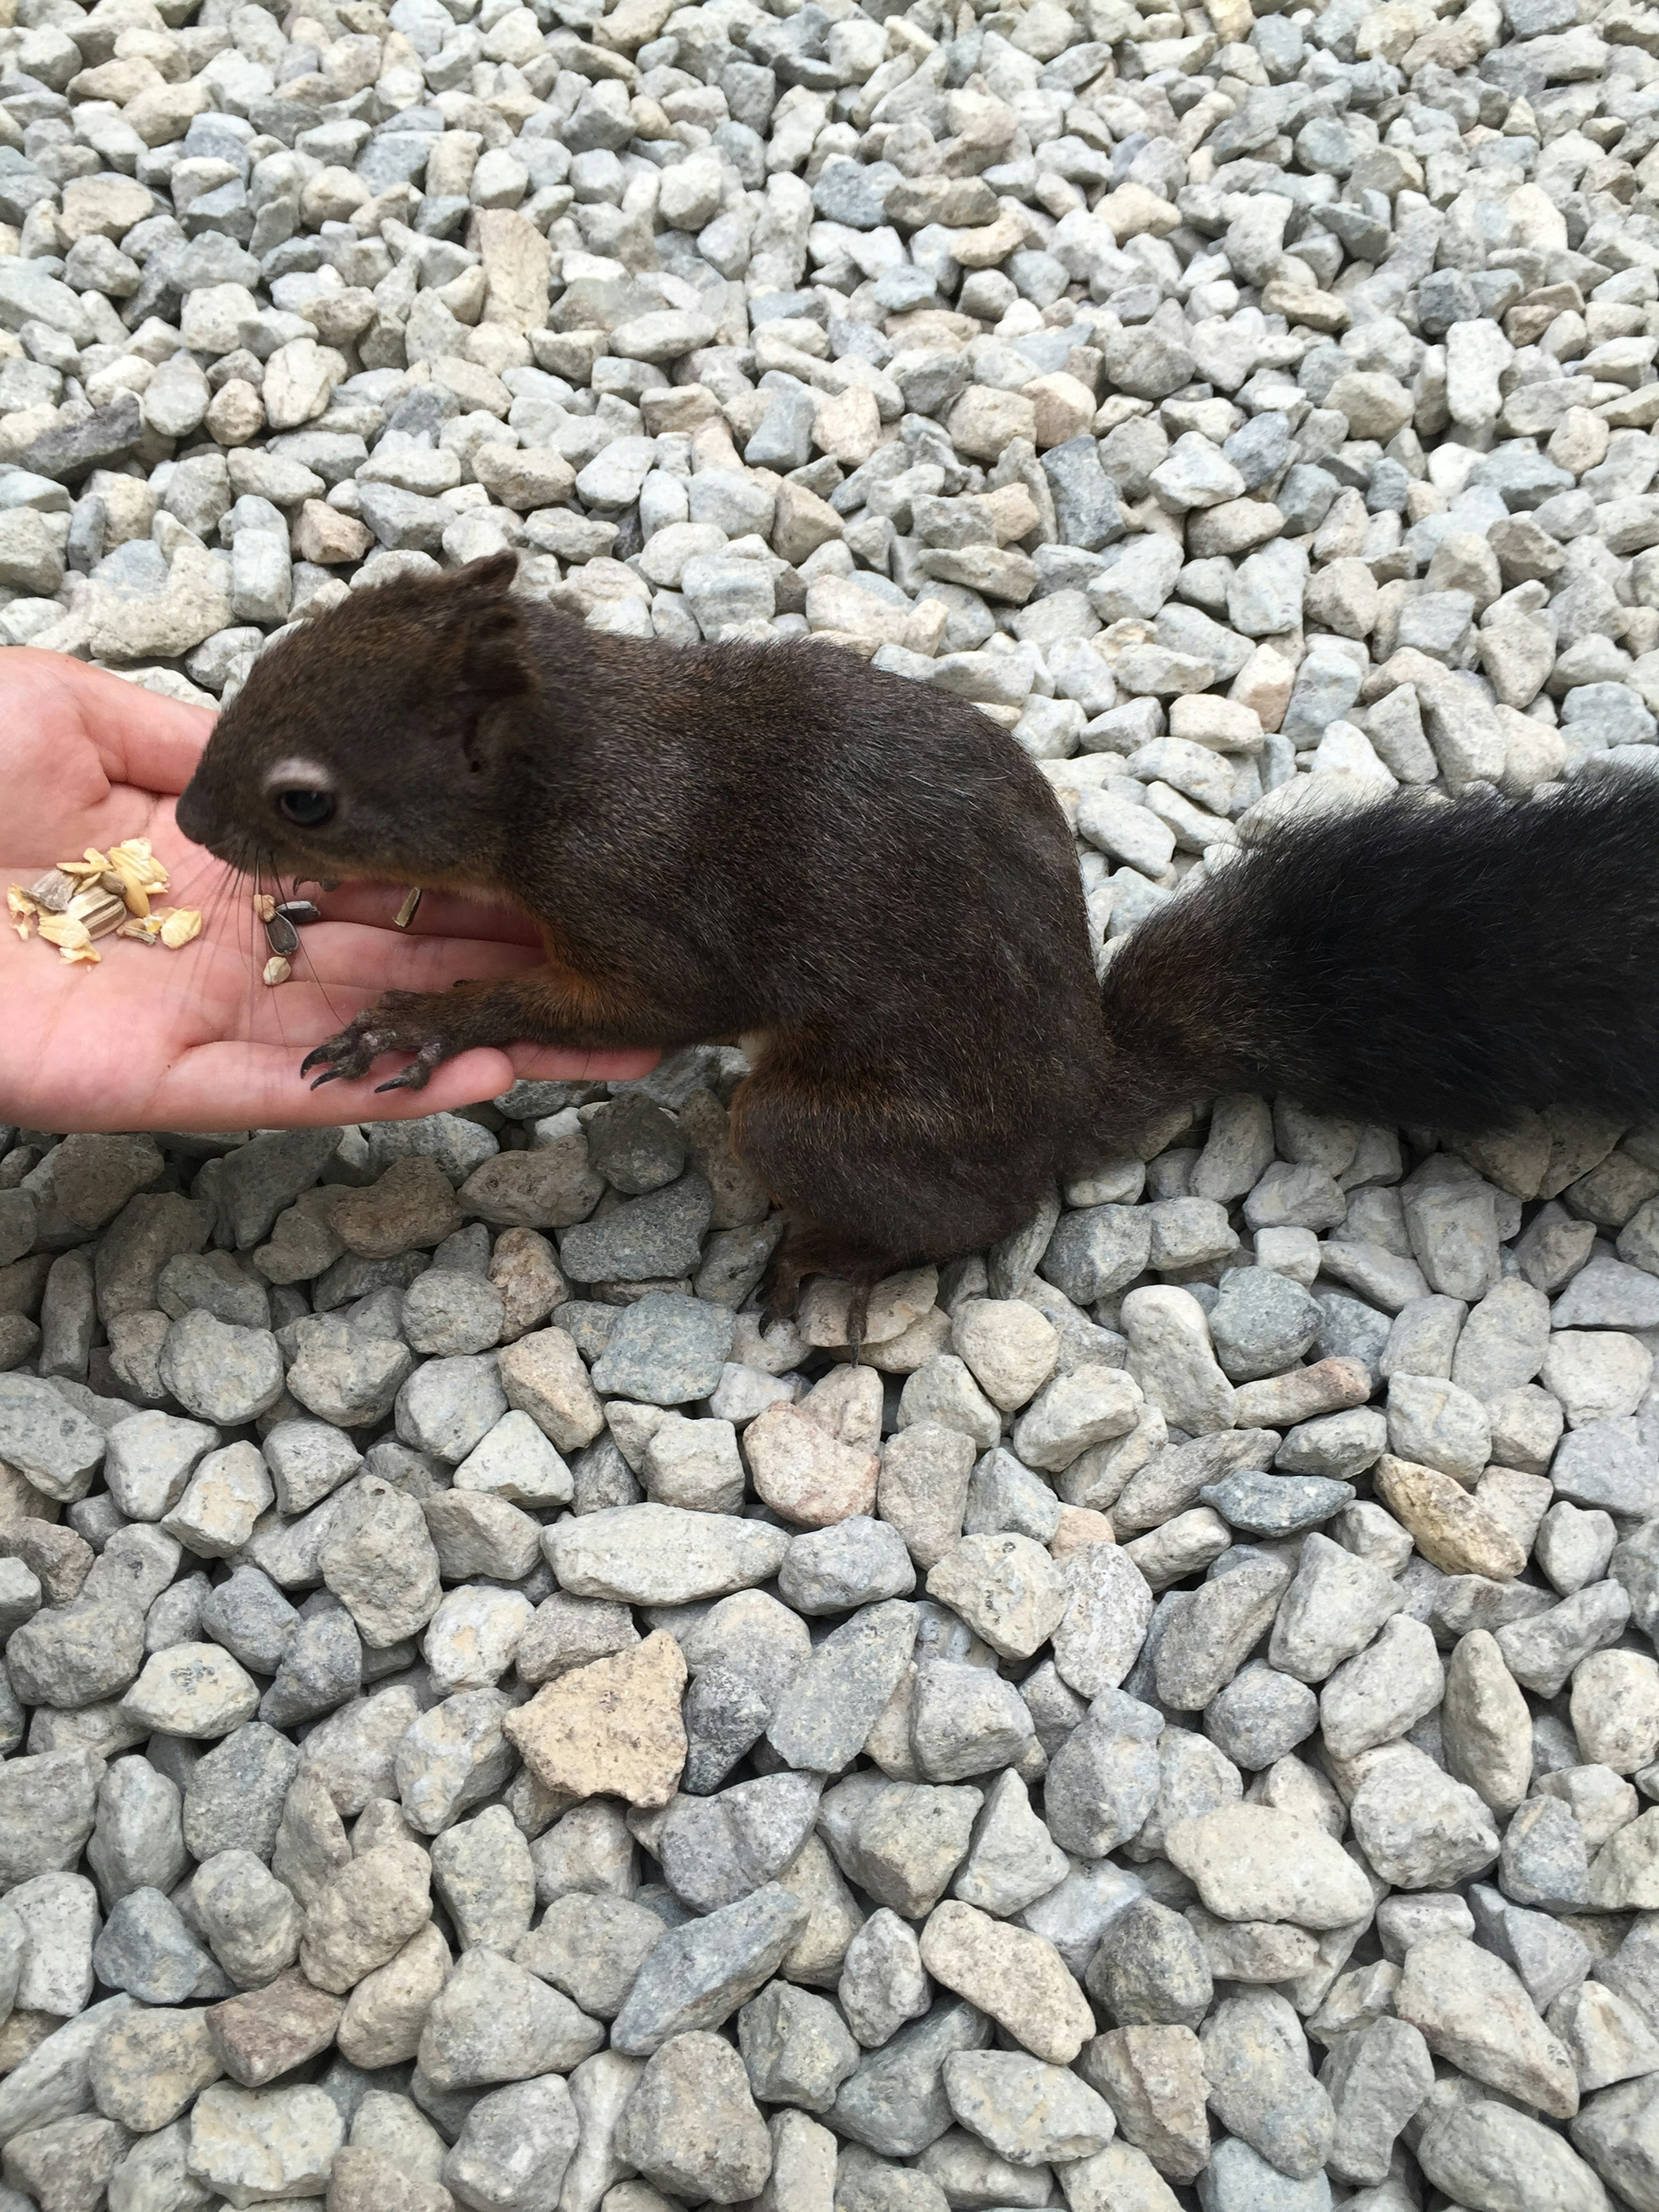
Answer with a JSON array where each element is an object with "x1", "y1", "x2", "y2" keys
[{"x1": 176, "y1": 550, "x2": 1659, "y2": 1311}]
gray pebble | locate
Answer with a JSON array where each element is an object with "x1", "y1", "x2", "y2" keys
[
  {"x1": 158, "y1": 1312, "x2": 285, "y2": 1427},
  {"x1": 92, "y1": 1885, "x2": 226, "y2": 2005},
  {"x1": 1084, "y1": 1892, "x2": 1213, "y2": 2031},
  {"x1": 1044, "y1": 1689, "x2": 1163, "y2": 1859},
  {"x1": 443, "y1": 2074, "x2": 577, "y2": 2212},
  {"x1": 1200, "y1": 1471, "x2": 1356, "y2": 1537},
  {"x1": 515, "y1": 1892, "x2": 664, "y2": 2021},
  {"x1": 610, "y1": 1882, "x2": 811, "y2": 2056},
  {"x1": 779, "y1": 1517, "x2": 916, "y2": 1615},
  {"x1": 1205, "y1": 1663, "x2": 1319, "y2": 1773},
  {"x1": 400, "y1": 1270, "x2": 507, "y2": 1357},
  {"x1": 739, "y1": 1979, "x2": 860, "y2": 2112},
  {"x1": 831, "y1": 1999, "x2": 991, "y2": 2161},
  {"x1": 767, "y1": 1599, "x2": 917, "y2": 1774},
  {"x1": 395, "y1": 1354, "x2": 510, "y2": 1464}
]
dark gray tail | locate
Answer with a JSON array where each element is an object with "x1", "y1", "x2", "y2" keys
[{"x1": 1096, "y1": 773, "x2": 1659, "y2": 1142}]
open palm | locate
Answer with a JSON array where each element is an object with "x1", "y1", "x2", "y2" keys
[{"x1": 0, "y1": 649, "x2": 658, "y2": 1133}]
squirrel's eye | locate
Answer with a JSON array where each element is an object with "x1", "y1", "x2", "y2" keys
[{"x1": 276, "y1": 790, "x2": 335, "y2": 827}]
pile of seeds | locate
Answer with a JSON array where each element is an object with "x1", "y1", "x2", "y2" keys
[
  {"x1": 6, "y1": 0, "x2": 1659, "y2": 2204},
  {"x1": 8, "y1": 839, "x2": 200, "y2": 964}
]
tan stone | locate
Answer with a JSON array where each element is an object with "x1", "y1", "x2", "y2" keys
[
  {"x1": 977, "y1": 483, "x2": 1041, "y2": 544},
  {"x1": 329, "y1": 1160, "x2": 462, "y2": 1260},
  {"x1": 504, "y1": 1630, "x2": 687, "y2": 1809},
  {"x1": 593, "y1": 0, "x2": 678, "y2": 48},
  {"x1": 262, "y1": 338, "x2": 345, "y2": 431},
  {"x1": 0, "y1": 2013, "x2": 59, "y2": 2074},
  {"x1": 122, "y1": 77, "x2": 210, "y2": 145},
  {"x1": 1051, "y1": 1506, "x2": 1116, "y2": 1554},
  {"x1": 950, "y1": 1300, "x2": 1058, "y2": 1412},
  {"x1": 1441, "y1": 1630, "x2": 1533, "y2": 1814},
  {"x1": 919, "y1": 1901, "x2": 1094, "y2": 2064},
  {"x1": 1164, "y1": 1805, "x2": 1374, "y2": 1929},
  {"x1": 1397, "y1": 1936, "x2": 1579, "y2": 2118},
  {"x1": 777, "y1": 1831, "x2": 865, "y2": 1988},
  {"x1": 488, "y1": 1227, "x2": 567, "y2": 1342},
  {"x1": 188, "y1": 2082, "x2": 344, "y2": 2206},
  {"x1": 798, "y1": 1366, "x2": 884, "y2": 1451},
  {"x1": 1027, "y1": 372, "x2": 1096, "y2": 451},
  {"x1": 1229, "y1": 642, "x2": 1298, "y2": 734},
  {"x1": 1374, "y1": 1455, "x2": 1526, "y2": 1579},
  {"x1": 947, "y1": 387, "x2": 1037, "y2": 464},
  {"x1": 798, "y1": 1268, "x2": 938, "y2": 1350},
  {"x1": 327, "y1": 2145, "x2": 454, "y2": 2212},
  {"x1": 73, "y1": 57, "x2": 166, "y2": 104},
  {"x1": 498, "y1": 1327, "x2": 605, "y2": 1453},
  {"x1": 292, "y1": 500, "x2": 372, "y2": 566},
  {"x1": 472, "y1": 210, "x2": 551, "y2": 332},
  {"x1": 1232, "y1": 1357, "x2": 1373, "y2": 1427},
  {"x1": 1098, "y1": 183, "x2": 1182, "y2": 241},
  {"x1": 90, "y1": 2002, "x2": 222, "y2": 2131},
  {"x1": 337, "y1": 1922, "x2": 451, "y2": 2070},
  {"x1": 1077, "y1": 2025, "x2": 1209, "y2": 2183},
  {"x1": 742, "y1": 1404, "x2": 877, "y2": 1528},
  {"x1": 925, "y1": 1533, "x2": 1068, "y2": 1660},
  {"x1": 474, "y1": 444, "x2": 577, "y2": 511},
  {"x1": 864, "y1": 1306, "x2": 953, "y2": 1376},
  {"x1": 813, "y1": 385, "x2": 881, "y2": 468},
  {"x1": 299, "y1": 1841, "x2": 433, "y2": 1996},
  {"x1": 86, "y1": 542, "x2": 232, "y2": 662},
  {"x1": 58, "y1": 174, "x2": 153, "y2": 242},
  {"x1": 770, "y1": 480, "x2": 844, "y2": 569},
  {"x1": 948, "y1": 213, "x2": 1029, "y2": 267},
  {"x1": 206, "y1": 379, "x2": 264, "y2": 448}
]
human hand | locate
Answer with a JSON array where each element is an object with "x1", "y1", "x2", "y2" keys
[{"x1": 0, "y1": 648, "x2": 660, "y2": 1133}]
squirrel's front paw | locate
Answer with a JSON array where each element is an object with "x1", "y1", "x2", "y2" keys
[{"x1": 301, "y1": 990, "x2": 467, "y2": 1093}]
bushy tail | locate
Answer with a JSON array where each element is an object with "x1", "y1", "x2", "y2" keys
[{"x1": 1096, "y1": 774, "x2": 1659, "y2": 1142}]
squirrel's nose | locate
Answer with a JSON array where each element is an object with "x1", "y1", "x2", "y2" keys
[{"x1": 172, "y1": 777, "x2": 218, "y2": 852}]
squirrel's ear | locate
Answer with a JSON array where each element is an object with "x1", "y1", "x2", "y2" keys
[
  {"x1": 455, "y1": 550, "x2": 520, "y2": 598},
  {"x1": 445, "y1": 554, "x2": 536, "y2": 698}
]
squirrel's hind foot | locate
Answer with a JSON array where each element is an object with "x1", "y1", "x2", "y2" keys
[{"x1": 761, "y1": 1227, "x2": 898, "y2": 1354}]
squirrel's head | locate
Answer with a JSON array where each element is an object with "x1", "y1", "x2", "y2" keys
[{"x1": 175, "y1": 550, "x2": 538, "y2": 890}]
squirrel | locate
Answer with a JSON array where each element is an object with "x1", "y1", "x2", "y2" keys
[{"x1": 176, "y1": 549, "x2": 1659, "y2": 1316}]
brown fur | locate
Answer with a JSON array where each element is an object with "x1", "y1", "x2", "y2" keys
[{"x1": 176, "y1": 553, "x2": 1115, "y2": 1295}]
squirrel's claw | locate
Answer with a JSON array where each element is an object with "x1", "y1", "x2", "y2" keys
[
  {"x1": 374, "y1": 1038, "x2": 448, "y2": 1094},
  {"x1": 300, "y1": 998, "x2": 469, "y2": 1091}
]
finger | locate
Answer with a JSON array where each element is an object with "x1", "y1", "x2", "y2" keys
[
  {"x1": 129, "y1": 1040, "x2": 659, "y2": 1131},
  {"x1": 310, "y1": 884, "x2": 544, "y2": 946},
  {"x1": 291, "y1": 924, "x2": 549, "y2": 997},
  {"x1": 44, "y1": 655, "x2": 217, "y2": 797},
  {"x1": 508, "y1": 1041, "x2": 661, "y2": 1082},
  {"x1": 192, "y1": 940, "x2": 667, "y2": 1070}
]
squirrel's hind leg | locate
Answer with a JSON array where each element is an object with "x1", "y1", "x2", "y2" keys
[{"x1": 735, "y1": 1043, "x2": 1052, "y2": 1324}]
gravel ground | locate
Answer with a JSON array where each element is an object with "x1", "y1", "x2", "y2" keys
[{"x1": 6, "y1": 0, "x2": 1659, "y2": 2208}]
